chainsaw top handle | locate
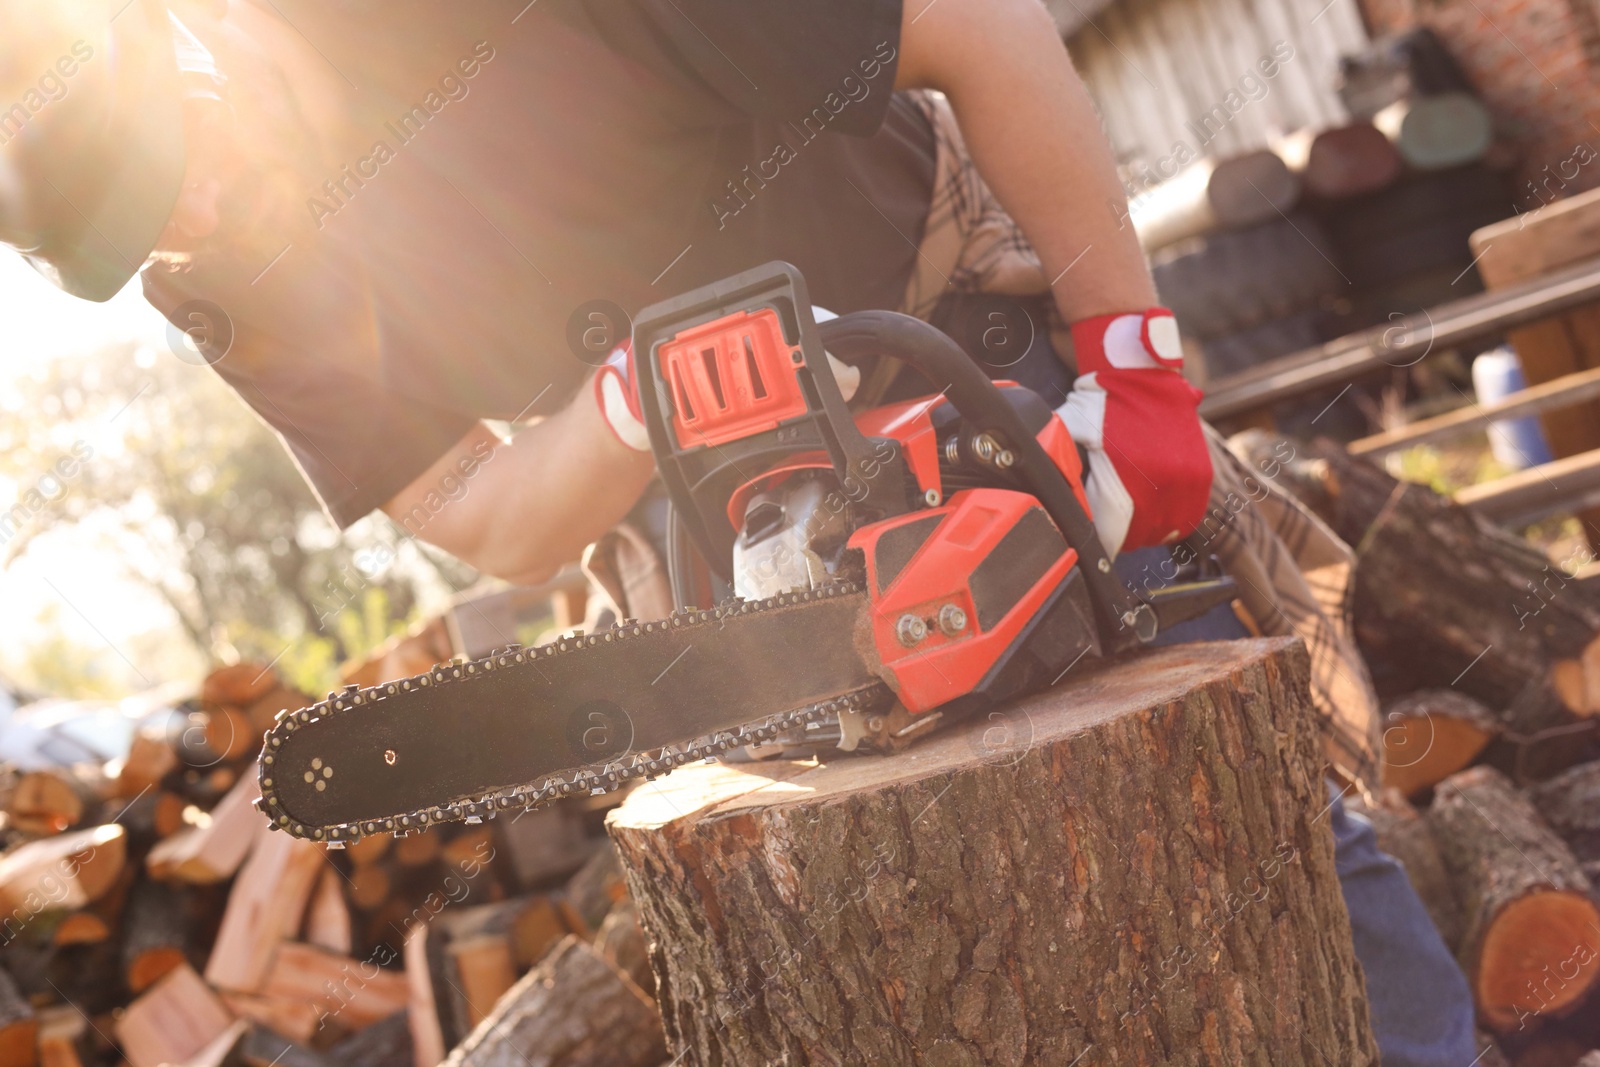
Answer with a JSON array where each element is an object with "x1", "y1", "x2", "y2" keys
[
  {"x1": 815, "y1": 310, "x2": 1156, "y2": 651},
  {"x1": 631, "y1": 260, "x2": 1158, "y2": 653}
]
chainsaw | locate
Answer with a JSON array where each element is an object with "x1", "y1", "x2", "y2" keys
[{"x1": 257, "y1": 262, "x2": 1234, "y2": 844}]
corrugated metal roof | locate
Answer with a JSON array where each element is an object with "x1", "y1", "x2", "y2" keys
[{"x1": 1065, "y1": 0, "x2": 1369, "y2": 177}]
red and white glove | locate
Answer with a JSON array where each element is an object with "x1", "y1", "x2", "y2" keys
[
  {"x1": 1053, "y1": 308, "x2": 1212, "y2": 558},
  {"x1": 594, "y1": 341, "x2": 651, "y2": 452}
]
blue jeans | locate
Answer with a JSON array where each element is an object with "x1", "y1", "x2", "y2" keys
[{"x1": 1121, "y1": 548, "x2": 1478, "y2": 1066}]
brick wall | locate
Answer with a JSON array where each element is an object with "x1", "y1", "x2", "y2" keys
[{"x1": 1359, "y1": 0, "x2": 1600, "y2": 205}]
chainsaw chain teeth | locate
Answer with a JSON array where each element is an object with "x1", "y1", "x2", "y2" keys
[{"x1": 257, "y1": 581, "x2": 877, "y2": 844}]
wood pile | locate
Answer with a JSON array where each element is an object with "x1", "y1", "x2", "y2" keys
[
  {"x1": 0, "y1": 663, "x2": 656, "y2": 1067},
  {"x1": 1231, "y1": 431, "x2": 1600, "y2": 1061}
]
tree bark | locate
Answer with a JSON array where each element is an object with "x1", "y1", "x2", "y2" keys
[
  {"x1": 1526, "y1": 762, "x2": 1600, "y2": 866},
  {"x1": 440, "y1": 936, "x2": 664, "y2": 1067},
  {"x1": 609, "y1": 637, "x2": 1377, "y2": 1066},
  {"x1": 1229, "y1": 431, "x2": 1600, "y2": 772},
  {"x1": 1427, "y1": 766, "x2": 1600, "y2": 1033}
]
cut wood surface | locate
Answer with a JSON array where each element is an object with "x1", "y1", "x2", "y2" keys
[
  {"x1": 1527, "y1": 762, "x2": 1600, "y2": 865},
  {"x1": 0, "y1": 825, "x2": 126, "y2": 913},
  {"x1": 217, "y1": 993, "x2": 321, "y2": 1046},
  {"x1": 445, "y1": 934, "x2": 517, "y2": 1030},
  {"x1": 146, "y1": 775, "x2": 264, "y2": 884},
  {"x1": 610, "y1": 637, "x2": 1377, "y2": 1065},
  {"x1": 1428, "y1": 767, "x2": 1600, "y2": 1032},
  {"x1": 204, "y1": 830, "x2": 323, "y2": 991},
  {"x1": 1380, "y1": 690, "x2": 1502, "y2": 797},
  {"x1": 6, "y1": 768, "x2": 103, "y2": 835},
  {"x1": 115, "y1": 963, "x2": 235, "y2": 1067},
  {"x1": 261, "y1": 942, "x2": 408, "y2": 1031},
  {"x1": 404, "y1": 923, "x2": 446, "y2": 1067},
  {"x1": 440, "y1": 936, "x2": 664, "y2": 1067},
  {"x1": 302, "y1": 868, "x2": 352, "y2": 956}
]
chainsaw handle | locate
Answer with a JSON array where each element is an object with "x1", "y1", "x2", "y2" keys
[{"x1": 817, "y1": 310, "x2": 1155, "y2": 651}]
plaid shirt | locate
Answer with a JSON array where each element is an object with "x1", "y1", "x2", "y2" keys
[{"x1": 896, "y1": 91, "x2": 1382, "y2": 791}]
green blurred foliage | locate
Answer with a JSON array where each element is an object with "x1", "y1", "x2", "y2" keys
[{"x1": 0, "y1": 343, "x2": 474, "y2": 696}]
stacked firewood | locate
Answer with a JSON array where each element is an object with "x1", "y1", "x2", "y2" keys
[
  {"x1": 0, "y1": 664, "x2": 665, "y2": 1067},
  {"x1": 1233, "y1": 431, "x2": 1600, "y2": 1063}
]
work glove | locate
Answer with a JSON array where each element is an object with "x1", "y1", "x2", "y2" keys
[
  {"x1": 1053, "y1": 308, "x2": 1212, "y2": 558},
  {"x1": 594, "y1": 309, "x2": 861, "y2": 453}
]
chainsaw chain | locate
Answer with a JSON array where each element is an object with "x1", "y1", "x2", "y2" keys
[{"x1": 257, "y1": 581, "x2": 884, "y2": 846}]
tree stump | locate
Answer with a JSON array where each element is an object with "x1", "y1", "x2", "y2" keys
[{"x1": 609, "y1": 637, "x2": 1378, "y2": 1066}]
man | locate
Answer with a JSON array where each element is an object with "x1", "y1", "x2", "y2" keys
[{"x1": 3, "y1": 1, "x2": 1474, "y2": 1061}]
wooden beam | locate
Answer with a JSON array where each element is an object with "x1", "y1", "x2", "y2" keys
[
  {"x1": 1454, "y1": 448, "x2": 1600, "y2": 526},
  {"x1": 1349, "y1": 366, "x2": 1600, "y2": 456},
  {"x1": 1199, "y1": 257, "x2": 1600, "y2": 420}
]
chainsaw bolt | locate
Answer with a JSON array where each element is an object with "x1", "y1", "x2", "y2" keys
[
  {"x1": 1097, "y1": 557, "x2": 1111, "y2": 573},
  {"x1": 924, "y1": 488, "x2": 942, "y2": 507},
  {"x1": 896, "y1": 614, "x2": 928, "y2": 647},
  {"x1": 938, "y1": 603, "x2": 968, "y2": 636}
]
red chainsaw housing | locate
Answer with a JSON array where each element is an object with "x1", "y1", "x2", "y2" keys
[
  {"x1": 720, "y1": 385, "x2": 1093, "y2": 716},
  {"x1": 849, "y1": 489, "x2": 1077, "y2": 714},
  {"x1": 659, "y1": 307, "x2": 810, "y2": 449}
]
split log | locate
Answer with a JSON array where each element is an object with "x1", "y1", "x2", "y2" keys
[
  {"x1": 1275, "y1": 123, "x2": 1403, "y2": 200},
  {"x1": 260, "y1": 942, "x2": 407, "y2": 1032},
  {"x1": 344, "y1": 864, "x2": 391, "y2": 912},
  {"x1": 430, "y1": 898, "x2": 558, "y2": 1033},
  {"x1": 198, "y1": 1024, "x2": 330, "y2": 1067},
  {"x1": 1230, "y1": 431, "x2": 1600, "y2": 755},
  {"x1": 204, "y1": 830, "x2": 323, "y2": 991},
  {"x1": 302, "y1": 868, "x2": 352, "y2": 955},
  {"x1": 1346, "y1": 788, "x2": 1464, "y2": 951},
  {"x1": 404, "y1": 924, "x2": 446, "y2": 1067},
  {"x1": 114, "y1": 963, "x2": 235, "y2": 1067},
  {"x1": 216, "y1": 994, "x2": 321, "y2": 1046},
  {"x1": 121, "y1": 880, "x2": 202, "y2": 993},
  {"x1": 200, "y1": 709, "x2": 253, "y2": 764},
  {"x1": 146, "y1": 774, "x2": 264, "y2": 883},
  {"x1": 1380, "y1": 690, "x2": 1502, "y2": 797},
  {"x1": 1527, "y1": 762, "x2": 1600, "y2": 865},
  {"x1": 610, "y1": 637, "x2": 1377, "y2": 1065},
  {"x1": 440, "y1": 936, "x2": 664, "y2": 1067},
  {"x1": 1428, "y1": 766, "x2": 1600, "y2": 1032},
  {"x1": 444, "y1": 935, "x2": 516, "y2": 1031},
  {"x1": 0, "y1": 825, "x2": 126, "y2": 918},
  {"x1": 391, "y1": 830, "x2": 441, "y2": 869},
  {"x1": 0, "y1": 968, "x2": 35, "y2": 1067},
  {"x1": 344, "y1": 833, "x2": 391, "y2": 869},
  {"x1": 117, "y1": 790, "x2": 188, "y2": 845}
]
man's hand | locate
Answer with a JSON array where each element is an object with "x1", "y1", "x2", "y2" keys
[
  {"x1": 383, "y1": 381, "x2": 656, "y2": 586},
  {"x1": 897, "y1": 0, "x2": 1214, "y2": 553},
  {"x1": 1054, "y1": 309, "x2": 1211, "y2": 555}
]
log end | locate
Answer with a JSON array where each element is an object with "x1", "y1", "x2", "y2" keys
[{"x1": 1477, "y1": 890, "x2": 1600, "y2": 1032}]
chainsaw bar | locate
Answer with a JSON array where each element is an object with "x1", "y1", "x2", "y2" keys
[{"x1": 257, "y1": 581, "x2": 887, "y2": 844}]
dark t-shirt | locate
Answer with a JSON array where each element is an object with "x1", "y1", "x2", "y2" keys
[{"x1": 143, "y1": 0, "x2": 932, "y2": 526}]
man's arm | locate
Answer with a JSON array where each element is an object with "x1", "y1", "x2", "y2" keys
[
  {"x1": 896, "y1": 0, "x2": 1212, "y2": 554},
  {"x1": 895, "y1": 0, "x2": 1153, "y2": 319},
  {"x1": 383, "y1": 390, "x2": 655, "y2": 585}
]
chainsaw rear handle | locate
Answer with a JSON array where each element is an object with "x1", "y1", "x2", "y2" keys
[{"x1": 816, "y1": 310, "x2": 1157, "y2": 651}]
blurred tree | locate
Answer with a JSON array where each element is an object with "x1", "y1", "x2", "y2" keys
[{"x1": 0, "y1": 342, "x2": 475, "y2": 671}]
